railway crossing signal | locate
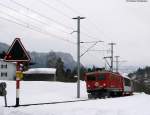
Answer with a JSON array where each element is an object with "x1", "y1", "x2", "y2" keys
[
  {"x1": 4, "y1": 38, "x2": 31, "y2": 62},
  {"x1": 4, "y1": 38, "x2": 31, "y2": 107}
]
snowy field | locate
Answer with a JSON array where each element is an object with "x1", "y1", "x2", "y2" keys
[{"x1": 0, "y1": 80, "x2": 150, "y2": 115}]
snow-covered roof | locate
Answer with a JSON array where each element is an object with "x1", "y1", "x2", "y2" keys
[
  {"x1": 0, "y1": 59, "x2": 16, "y2": 65},
  {"x1": 24, "y1": 68, "x2": 56, "y2": 74},
  {"x1": 120, "y1": 73, "x2": 130, "y2": 79}
]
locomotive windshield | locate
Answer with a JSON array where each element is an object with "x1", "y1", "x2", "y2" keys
[
  {"x1": 124, "y1": 78, "x2": 131, "y2": 86},
  {"x1": 86, "y1": 75, "x2": 96, "y2": 81},
  {"x1": 97, "y1": 74, "x2": 105, "y2": 80}
]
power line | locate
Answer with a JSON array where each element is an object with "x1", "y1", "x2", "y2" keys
[
  {"x1": 55, "y1": 0, "x2": 82, "y2": 16},
  {"x1": 58, "y1": 1, "x2": 103, "y2": 40},
  {"x1": 0, "y1": 3, "x2": 103, "y2": 47},
  {"x1": 0, "y1": 2, "x2": 71, "y2": 35},
  {"x1": 81, "y1": 31, "x2": 102, "y2": 40},
  {"x1": 38, "y1": 0, "x2": 102, "y2": 41},
  {"x1": 0, "y1": 10, "x2": 76, "y2": 44},
  {"x1": 80, "y1": 40, "x2": 103, "y2": 43},
  {"x1": 39, "y1": 0, "x2": 72, "y2": 19},
  {"x1": 55, "y1": 0, "x2": 106, "y2": 41},
  {"x1": 80, "y1": 41, "x2": 103, "y2": 57},
  {"x1": 10, "y1": 0, "x2": 74, "y2": 31}
]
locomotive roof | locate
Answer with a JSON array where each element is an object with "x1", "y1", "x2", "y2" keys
[
  {"x1": 85, "y1": 71, "x2": 118, "y2": 75},
  {"x1": 85, "y1": 71, "x2": 131, "y2": 80}
]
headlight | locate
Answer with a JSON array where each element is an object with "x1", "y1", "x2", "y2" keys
[
  {"x1": 95, "y1": 82, "x2": 99, "y2": 87},
  {"x1": 103, "y1": 83, "x2": 106, "y2": 86}
]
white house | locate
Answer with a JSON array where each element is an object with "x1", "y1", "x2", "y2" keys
[
  {"x1": 0, "y1": 59, "x2": 16, "y2": 80},
  {"x1": 23, "y1": 68, "x2": 57, "y2": 81}
]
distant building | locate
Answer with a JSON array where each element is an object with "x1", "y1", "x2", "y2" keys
[
  {"x1": 0, "y1": 59, "x2": 16, "y2": 80},
  {"x1": 23, "y1": 68, "x2": 56, "y2": 81}
]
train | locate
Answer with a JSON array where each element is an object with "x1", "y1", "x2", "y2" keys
[{"x1": 84, "y1": 71, "x2": 133, "y2": 98}]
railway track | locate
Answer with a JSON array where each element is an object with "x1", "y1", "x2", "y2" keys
[
  {"x1": 7, "y1": 95, "x2": 133, "y2": 107},
  {"x1": 7, "y1": 99, "x2": 90, "y2": 107}
]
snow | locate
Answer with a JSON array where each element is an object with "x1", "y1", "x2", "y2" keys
[
  {"x1": 0, "y1": 80, "x2": 150, "y2": 115},
  {"x1": 120, "y1": 73, "x2": 131, "y2": 79},
  {"x1": 23, "y1": 68, "x2": 56, "y2": 74}
]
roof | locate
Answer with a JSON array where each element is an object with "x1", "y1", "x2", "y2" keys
[
  {"x1": 85, "y1": 71, "x2": 131, "y2": 79},
  {"x1": 0, "y1": 59, "x2": 16, "y2": 65},
  {"x1": 120, "y1": 73, "x2": 131, "y2": 79},
  {"x1": 24, "y1": 68, "x2": 56, "y2": 74}
]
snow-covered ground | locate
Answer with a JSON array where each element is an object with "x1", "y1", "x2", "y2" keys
[{"x1": 0, "y1": 80, "x2": 150, "y2": 115}]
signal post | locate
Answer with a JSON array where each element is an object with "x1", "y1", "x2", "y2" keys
[
  {"x1": 4, "y1": 38, "x2": 31, "y2": 107},
  {"x1": 16, "y1": 62, "x2": 23, "y2": 106}
]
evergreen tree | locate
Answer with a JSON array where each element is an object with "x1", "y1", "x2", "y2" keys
[
  {"x1": 55, "y1": 57, "x2": 65, "y2": 81},
  {"x1": 92, "y1": 65, "x2": 96, "y2": 72},
  {"x1": 47, "y1": 51, "x2": 57, "y2": 68},
  {"x1": 65, "y1": 69, "x2": 72, "y2": 78},
  {"x1": 80, "y1": 66, "x2": 87, "y2": 80},
  {"x1": 128, "y1": 66, "x2": 150, "y2": 94}
]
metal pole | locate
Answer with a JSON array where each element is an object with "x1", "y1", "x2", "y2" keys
[
  {"x1": 111, "y1": 43, "x2": 113, "y2": 72},
  {"x1": 108, "y1": 43, "x2": 116, "y2": 72},
  {"x1": 16, "y1": 62, "x2": 20, "y2": 107},
  {"x1": 73, "y1": 16, "x2": 85, "y2": 98},
  {"x1": 115, "y1": 56, "x2": 120, "y2": 72},
  {"x1": 4, "y1": 95, "x2": 7, "y2": 107},
  {"x1": 77, "y1": 17, "x2": 80, "y2": 98}
]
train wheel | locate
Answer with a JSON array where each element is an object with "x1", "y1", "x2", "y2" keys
[
  {"x1": 88, "y1": 94, "x2": 93, "y2": 99},
  {"x1": 103, "y1": 92, "x2": 110, "y2": 98}
]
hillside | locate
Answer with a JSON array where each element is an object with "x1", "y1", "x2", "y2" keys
[
  {"x1": 0, "y1": 42, "x2": 9, "y2": 53},
  {"x1": 30, "y1": 51, "x2": 76, "y2": 70},
  {"x1": 0, "y1": 42, "x2": 77, "y2": 70}
]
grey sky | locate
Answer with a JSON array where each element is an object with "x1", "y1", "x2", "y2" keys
[{"x1": 0, "y1": 0, "x2": 150, "y2": 69}]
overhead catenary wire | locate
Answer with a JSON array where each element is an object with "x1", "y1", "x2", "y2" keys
[
  {"x1": 57, "y1": 0, "x2": 114, "y2": 45},
  {"x1": 0, "y1": 10, "x2": 76, "y2": 44},
  {"x1": 55, "y1": 0, "x2": 82, "y2": 16},
  {"x1": 80, "y1": 41, "x2": 103, "y2": 57},
  {"x1": 0, "y1": 4, "x2": 101, "y2": 49},
  {"x1": 8, "y1": 0, "x2": 105, "y2": 42},
  {"x1": 2, "y1": 0, "x2": 107, "y2": 65},
  {"x1": 80, "y1": 40, "x2": 104, "y2": 44},
  {"x1": 38, "y1": 0, "x2": 72, "y2": 19},
  {"x1": 51, "y1": 0, "x2": 104, "y2": 41},
  {"x1": 9, "y1": 0, "x2": 74, "y2": 31},
  {"x1": 38, "y1": 0, "x2": 96, "y2": 41},
  {"x1": 0, "y1": 2, "x2": 71, "y2": 35}
]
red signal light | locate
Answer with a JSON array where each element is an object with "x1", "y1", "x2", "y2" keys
[{"x1": 8, "y1": 55, "x2": 12, "y2": 59}]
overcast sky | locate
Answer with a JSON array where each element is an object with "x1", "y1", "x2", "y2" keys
[{"x1": 0, "y1": 0, "x2": 150, "y2": 69}]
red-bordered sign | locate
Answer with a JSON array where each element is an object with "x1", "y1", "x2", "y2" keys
[{"x1": 4, "y1": 38, "x2": 31, "y2": 62}]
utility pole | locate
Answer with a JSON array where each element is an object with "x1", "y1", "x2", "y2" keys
[
  {"x1": 115, "y1": 56, "x2": 120, "y2": 73},
  {"x1": 108, "y1": 42, "x2": 116, "y2": 72},
  {"x1": 72, "y1": 16, "x2": 85, "y2": 98}
]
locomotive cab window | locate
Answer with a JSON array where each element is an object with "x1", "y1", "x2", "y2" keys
[
  {"x1": 98, "y1": 74, "x2": 105, "y2": 80},
  {"x1": 124, "y1": 78, "x2": 131, "y2": 86},
  {"x1": 86, "y1": 75, "x2": 96, "y2": 81}
]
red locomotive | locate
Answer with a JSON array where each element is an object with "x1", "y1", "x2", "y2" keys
[{"x1": 84, "y1": 71, "x2": 133, "y2": 98}]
